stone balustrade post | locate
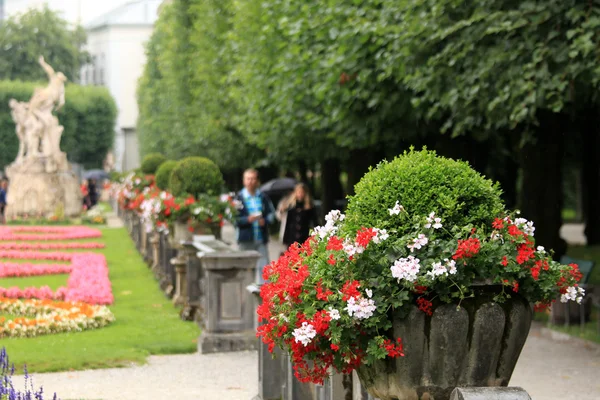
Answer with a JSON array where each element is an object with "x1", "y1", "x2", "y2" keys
[
  {"x1": 145, "y1": 228, "x2": 153, "y2": 265},
  {"x1": 150, "y1": 232, "x2": 160, "y2": 274},
  {"x1": 140, "y1": 225, "x2": 147, "y2": 257},
  {"x1": 160, "y1": 232, "x2": 176, "y2": 298},
  {"x1": 171, "y1": 253, "x2": 188, "y2": 307}
]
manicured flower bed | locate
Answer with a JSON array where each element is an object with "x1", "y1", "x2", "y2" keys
[
  {"x1": 0, "y1": 262, "x2": 71, "y2": 278},
  {"x1": 0, "y1": 242, "x2": 105, "y2": 250},
  {"x1": 0, "y1": 250, "x2": 73, "y2": 260},
  {"x1": 0, "y1": 297, "x2": 115, "y2": 338},
  {"x1": 0, "y1": 226, "x2": 102, "y2": 241},
  {"x1": 0, "y1": 252, "x2": 113, "y2": 305}
]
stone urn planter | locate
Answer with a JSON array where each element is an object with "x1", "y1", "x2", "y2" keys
[
  {"x1": 168, "y1": 220, "x2": 221, "y2": 248},
  {"x1": 357, "y1": 286, "x2": 532, "y2": 400}
]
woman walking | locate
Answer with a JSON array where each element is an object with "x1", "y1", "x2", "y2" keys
[{"x1": 277, "y1": 183, "x2": 317, "y2": 248}]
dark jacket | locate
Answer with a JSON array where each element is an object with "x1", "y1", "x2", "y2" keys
[
  {"x1": 235, "y1": 189, "x2": 276, "y2": 244},
  {"x1": 282, "y1": 201, "x2": 316, "y2": 246}
]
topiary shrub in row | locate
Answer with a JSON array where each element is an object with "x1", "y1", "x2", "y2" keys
[
  {"x1": 139, "y1": 153, "x2": 224, "y2": 197},
  {"x1": 169, "y1": 156, "x2": 223, "y2": 197},
  {"x1": 140, "y1": 152, "x2": 167, "y2": 175},
  {"x1": 343, "y1": 148, "x2": 505, "y2": 239}
]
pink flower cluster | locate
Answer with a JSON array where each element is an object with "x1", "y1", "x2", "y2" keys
[
  {"x1": 0, "y1": 226, "x2": 102, "y2": 241},
  {"x1": 0, "y1": 242, "x2": 104, "y2": 250},
  {"x1": 0, "y1": 253, "x2": 113, "y2": 305}
]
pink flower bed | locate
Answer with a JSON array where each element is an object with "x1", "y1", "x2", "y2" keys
[
  {"x1": 0, "y1": 251, "x2": 72, "y2": 261},
  {"x1": 0, "y1": 263, "x2": 71, "y2": 278},
  {"x1": 0, "y1": 226, "x2": 102, "y2": 241},
  {"x1": 0, "y1": 242, "x2": 104, "y2": 250},
  {"x1": 0, "y1": 252, "x2": 113, "y2": 305}
]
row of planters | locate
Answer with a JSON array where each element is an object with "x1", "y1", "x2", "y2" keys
[
  {"x1": 112, "y1": 154, "x2": 264, "y2": 357},
  {"x1": 254, "y1": 149, "x2": 587, "y2": 400},
  {"x1": 111, "y1": 152, "x2": 237, "y2": 307},
  {"x1": 114, "y1": 149, "x2": 586, "y2": 399}
]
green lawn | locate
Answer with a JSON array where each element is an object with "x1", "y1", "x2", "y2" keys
[
  {"x1": 1, "y1": 227, "x2": 200, "y2": 373},
  {"x1": 1, "y1": 274, "x2": 69, "y2": 290}
]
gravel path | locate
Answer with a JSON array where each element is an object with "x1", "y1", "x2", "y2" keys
[
  {"x1": 13, "y1": 351, "x2": 258, "y2": 400},
  {"x1": 511, "y1": 325, "x2": 600, "y2": 399}
]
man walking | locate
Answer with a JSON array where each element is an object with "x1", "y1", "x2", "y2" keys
[{"x1": 235, "y1": 169, "x2": 275, "y2": 283}]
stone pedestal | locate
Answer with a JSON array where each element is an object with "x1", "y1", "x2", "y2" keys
[
  {"x1": 140, "y1": 228, "x2": 148, "y2": 260},
  {"x1": 150, "y1": 233, "x2": 160, "y2": 273},
  {"x1": 171, "y1": 257, "x2": 188, "y2": 306},
  {"x1": 4, "y1": 157, "x2": 81, "y2": 218},
  {"x1": 160, "y1": 233, "x2": 176, "y2": 297},
  {"x1": 145, "y1": 230, "x2": 153, "y2": 265},
  {"x1": 185, "y1": 237, "x2": 260, "y2": 354}
]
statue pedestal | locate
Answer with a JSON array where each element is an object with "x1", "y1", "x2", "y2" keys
[{"x1": 4, "y1": 157, "x2": 82, "y2": 219}]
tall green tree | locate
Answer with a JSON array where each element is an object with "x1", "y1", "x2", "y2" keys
[
  {"x1": 389, "y1": 0, "x2": 600, "y2": 256},
  {"x1": 137, "y1": 0, "x2": 263, "y2": 177},
  {"x1": 0, "y1": 5, "x2": 90, "y2": 82}
]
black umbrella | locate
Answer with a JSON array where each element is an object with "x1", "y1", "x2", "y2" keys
[
  {"x1": 260, "y1": 177, "x2": 297, "y2": 195},
  {"x1": 83, "y1": 169, "x2": 109, "y2": 181}
]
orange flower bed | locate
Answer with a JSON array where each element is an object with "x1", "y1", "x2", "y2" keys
[{"x1": 0, "y1": 297, "x2": 114, "y2": 338}]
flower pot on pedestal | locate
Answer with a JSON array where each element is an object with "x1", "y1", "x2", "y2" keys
[{"x1": 357, "y1": 286, "x2": 532, "y2": 400}]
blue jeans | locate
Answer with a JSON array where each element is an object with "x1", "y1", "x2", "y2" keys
[{"x1": 238, "y1": 241, "x2": 270, "y2": 284}]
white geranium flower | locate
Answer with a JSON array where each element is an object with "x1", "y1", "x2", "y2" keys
[
  {"x1": 388, "y1": 201, "x2": 404, "y2": 216},
  {"x1": 391, "y1": 256, "x2": 421, "y2": 282},
  {"x1": 328, "y1": 307, "x2": 341, "y2": 320},
  {"x1": 345, "y1": 296, "x2": 376, "y2": 320},
  {"x1": 292, "y1": 322, "x2": 317, "y2": 346}
]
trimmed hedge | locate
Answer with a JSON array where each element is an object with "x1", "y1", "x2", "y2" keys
[
  {"x1": 343, "y1": 148, "x2": 505, "y2": 238},
  {"x1": 155, "y1": 160, "x2": 177, "y2": 191},
  {"x1": 0, "y1": 80, "x2": 116, "y2": 169},
  {"x1": 170, "y1": 157, "x2": 224, "y2": 197},
  {"x1": 140, "y1": 153, "x2": 166, "y2": 175}
]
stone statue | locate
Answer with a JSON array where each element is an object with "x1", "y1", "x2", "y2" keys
[
  {"x1": 8, "y1": 99, "x2": 29, "y2": 161},
  {"x1": 29, "y1": 56, "x2": 66, "y2": 114},
  {"x1": 7, "y1": 56, "x2": 69, "y2": 171},
  {"x1": 4, "y1": 56, "x2": 81, "y2": 219}
]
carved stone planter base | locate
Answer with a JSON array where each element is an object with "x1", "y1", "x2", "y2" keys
[
  {"x1": 358, "y1": 287, "x2": 532, "y2": 400},
  {"x1": 197, "y1": 330, "x2": 257, "y2": 354}
]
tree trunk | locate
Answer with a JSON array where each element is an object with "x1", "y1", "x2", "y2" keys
[
  {"x1": 582, "y1": 113, "x2": 600, "y2": 244},
  {"x1": 345, "y1": 148, "x2": 385, "y2": 196},
  {"x1": 496, "y1": 157, "x2": 519, "y2": 210},
  {"x1": 321, "y1": 158, "x2": 345, "y2": 219},
  {"x1": 518, "y1": 112, "x2": 567, "y2": 260}
]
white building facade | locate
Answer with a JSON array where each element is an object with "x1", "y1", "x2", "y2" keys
[{"x1": 82, "y1": 0, "x2": 161, "y2": 172}]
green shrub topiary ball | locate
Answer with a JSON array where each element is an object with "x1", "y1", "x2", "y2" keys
[
  {"x1": 343, "y1": 148, "x2": 505, "y2": 237},
  {"x1": 140, "y1": 153, "x2": 167, "y2": 175},
  {"x1": 155, "y1": 160, "x2": 178, "y2": 191},
  {"x1": 169, "y1": 157, "x2": 224, "y2": 197}
]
